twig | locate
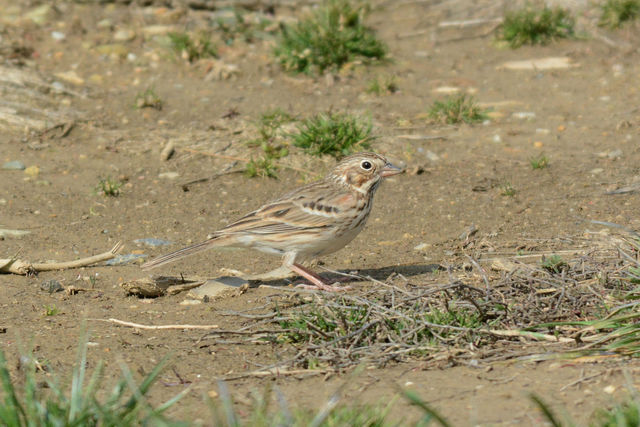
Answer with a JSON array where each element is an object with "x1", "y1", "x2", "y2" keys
[
  {"x1": 90, "y1": 318, "x2": 219, "y2": 330},
  {"x1": 482, "y1": 329, "x2": 574, "y2": 343},
  {"x1": 222, "y1": 368, "x2": 328, "y2": 381},
  {"x1": 560, "y1": 370, "x2": 603, "y2": 391},
  {"x1": 0, "y1": 241, "x2": 124, "y2": 275}
]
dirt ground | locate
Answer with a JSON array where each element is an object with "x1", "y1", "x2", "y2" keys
[{"x1": 2, "y1": 0, "x2": 640, "y2": 425}]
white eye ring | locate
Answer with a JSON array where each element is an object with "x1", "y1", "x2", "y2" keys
[{"x1": 361, "y1": 160, "x2": 372, "y2": 170}]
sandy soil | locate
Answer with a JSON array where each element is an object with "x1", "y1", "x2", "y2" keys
[{"x1": 1, "y1": 0, "x2": 640, "y2": 424}]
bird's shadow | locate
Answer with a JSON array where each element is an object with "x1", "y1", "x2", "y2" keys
[{"x1": 251, "y1": 263, "x2": 442, "y2": 288}]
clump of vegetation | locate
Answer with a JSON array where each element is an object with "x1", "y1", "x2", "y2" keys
[
  {"x1": 213, "y1": 8, "x2": 276, "y2": 45},
  {"x1": 95, "y1": 177, "x2": 122, "y2": 197},
  {"x1": 255, "y1": 108, "x2": 295, "y2": 143},
  {"x1": 273, "y1": 0, "x2": 387, "y2": 74},
  {"x1": 540, "y1": 254, "x2": 568, "y2": 274},
  {"x1": 499, "y1": 5, "x2": 575, "y2": 48},
  {"x1": 134, "y1": 87, "x2": 163, "y2": 110},
  {"x1": 274, "y1": 293, "x2": 487, "y2": 368},
  {"x1": 529, "y1": 153, "x2": 549, "y2": 170},
  {"x1": 292, "y1": 112, "x2": 373, "y2": 158},
  {"x1": 42, "y1": 304, "x2": 60, "y2": 316},
  {"x1": 0, "y1": 337, "x2": 186, "y2": 426},
  {"x1": 366, "y1": 75, "x2": 398, "y2": 95},
  {"x1": 599, "y1": 0, "x2": 640, "y2": 28},
  {"x1": 500, "y1": 181, "x2": 516, "y2": 197},
  {"x1": 534, "y1": 390, "x2": 640, "y2": 427},
  {"x1": 593, "y1": 398, "x2": 640, "y2": 426},
  {"x1": 245, "y1": 109, "x2": 294, "y2": 179},
  {"x1": 209, "y1": 382, "x2": 395, "y2": 426},
  {"x1": 168, "y1": 31, "x2": 217, "y2": 62},
  {"x1": 429, "y1": 94, "x2": 487, "y2": 125},
  {"x1": 245, "y1": 156, "x2": 279, "y2": 179}
]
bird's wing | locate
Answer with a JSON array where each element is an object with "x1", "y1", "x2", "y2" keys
[{"x1": 216, "y1": 183, "x2": 357, "y2": 236}]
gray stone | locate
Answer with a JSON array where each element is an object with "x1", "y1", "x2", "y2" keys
[
  {"x1": 106, "y1": 254, "x2": 147, "y2": 266},
  {"x1": 0, "y1": 229, "x2": 30, "y2": 238},
  {"x1": 2, "y1": 160, "x2": 25, "y2": 170},
  {"x1": 133, "y1": 238, "x2": 172, "y2": 247},
  {"x1": 188, "y1": 276, "x2": 248, "y2": 301},
  {"x1": 40, "y1": 280, "x2": 63, "y2": 293}
]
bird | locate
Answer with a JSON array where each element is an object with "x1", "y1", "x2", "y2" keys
[{"x1": 141, "y1": 152, "x2": 402, "y2": 292}]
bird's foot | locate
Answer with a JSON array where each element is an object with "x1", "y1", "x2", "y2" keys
[{"x1": 290, "y1": 263, "x2": 352, "y2": 292}]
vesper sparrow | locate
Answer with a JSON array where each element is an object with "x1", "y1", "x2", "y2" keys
[{"x1": 141, "y1": 152, "x2": 402, "y2": 291}]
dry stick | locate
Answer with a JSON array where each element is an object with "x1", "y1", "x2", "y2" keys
[
  {"x1": 222, "y1": 368, "x2": 328, "y2": 381},
  {"x1": 178, "y1": 147, "x2": 319, "y2": 177},
  {"x1": 0, "y1": 241, "x2": 124, "y2": 275},
  {"x1": 560, "y1": 370, "x2": 604, "y2": 391},
  {"x1": 483, "y1": 329, "x2": 574, "y2": 343},
  {"x1": 90, "y1": 318, "x2": 219, "y2": 330}
]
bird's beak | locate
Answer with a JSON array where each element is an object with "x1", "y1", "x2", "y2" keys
[{"x1": 381, "y1": 162, "x2": 403, "y2": 177}]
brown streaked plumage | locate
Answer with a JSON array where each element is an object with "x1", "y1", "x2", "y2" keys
[{"x1": 141, "y1": 152, "x2": 402, "y2": 291}]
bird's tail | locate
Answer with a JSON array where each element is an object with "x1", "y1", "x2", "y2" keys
[{"x1": 140, "y1": 238, "x2": 216, "y2": 270}]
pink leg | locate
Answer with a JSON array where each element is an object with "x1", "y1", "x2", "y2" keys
[{"x1": 289, "y1": 263, "x2": 350, "y2": 292}]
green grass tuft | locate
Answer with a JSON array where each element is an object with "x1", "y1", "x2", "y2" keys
[
  {"x1": 499, "y1": 181, "x2": 516, "y2": 197},
  {"x1": 599, "y1": 0, "x2": 640, "y2": 28},
  {"x1": 168, "y1": 31, "x2": 217, "y2": 62},
  {"x1": 499, "y1": 5, "x2": 575, "y2": 48},
  {"x1": 593, "y1": 400, "x2": 640, "y2": 426},
  {"x1": 540, "y1": 254, "x2": 567, "y2": 274},
  {"x1": 245, "y1": 156, "x2": 279, "y2": 179},
  {"x1": 428, "y1": 94, "x2": 487, "y2": 125},
  {"x1": 43, "y1": 304, "x2": 60, "y2": 316},
  {"x1": 214, "y1": 8, "x2": 276, "y2": 45},
  {"x1": 95, "y1": 177, "x2": 123, "y2": 197},
  {"x1": 292, "y1": 112, "x2": 374, "y2": 158},
  {"x1": 277, "y1": 298, "x2": 484, "y2": 361},
  {"x1": 134, "y1": 87, "x2": 163, "y2": 110},
  {"x1": 0, "y1": 336, "x2": 188, "y2": 426},
  {"x1": 273, "y1": 0, "x2": 387, "y2": 74},
  {"x1": 529, "y1": 153, "x2": 549, "y2": 170},
  {"x1": 244, "y1": 109, "x2": 294, "y2": 179},
  {"x1": 366, "y1": 75, "x2": 398, "y2": 95}
]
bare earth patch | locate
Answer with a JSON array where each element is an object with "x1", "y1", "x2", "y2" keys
[{"x1": 1, "y1": 0, "x2": 640, "y2": 424}]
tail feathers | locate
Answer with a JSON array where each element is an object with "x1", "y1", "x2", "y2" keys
[{"x1": 141, "y1": 239, "x2": 215, "y2": 270}]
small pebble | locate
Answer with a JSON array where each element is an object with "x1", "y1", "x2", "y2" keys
[
  {"x1": 106, "y1": 254, "x2": 147, "y2": 265},
  {"x1": 133, "y1": 238, "x2": 172, "y2": 247},
  {"x1": 51, "y1": 31, "x2": 65, "y2": 41},
  {"x1": 0, "y1": 229, "x2": 30, "y2": 238},
  {"x1": 24, "y1": 166, "x2": 39, "y2": 178},
  {"x1": 2, "y1": 160, "x2": 25, "y2": 170},
  {"x1": 51, "y1": 81, "x2": 65, "y2": 93},
  {"x1": 113, "y1": 29, "x2": 136, "y2": 42},
  {"x1": 414, "y1": 243, "x2": 430, "y2": 252},
  {"x1": 425, "y1": 150, "x2": 440, "y2": 162},
  {"x1": 160, "y1": 141, "x2": 175, "y2": 161},
  {"x1": 40, "y1": 280, "x2": 64, "y2": 293},
  {"x1": 512, "y1": 112, "x2": 536, "y2": 120},
  {"x1": 158, "y1": 172, "x2": 180, "y2": 179}
]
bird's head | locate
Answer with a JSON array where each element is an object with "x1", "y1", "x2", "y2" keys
[{"x1": 329, "y1": 152, "x2": 403, "y2": 195}]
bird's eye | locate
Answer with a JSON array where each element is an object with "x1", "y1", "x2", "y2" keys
[{"x1": 361, "y1": 161, "x2": 372, "y2": 170}]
